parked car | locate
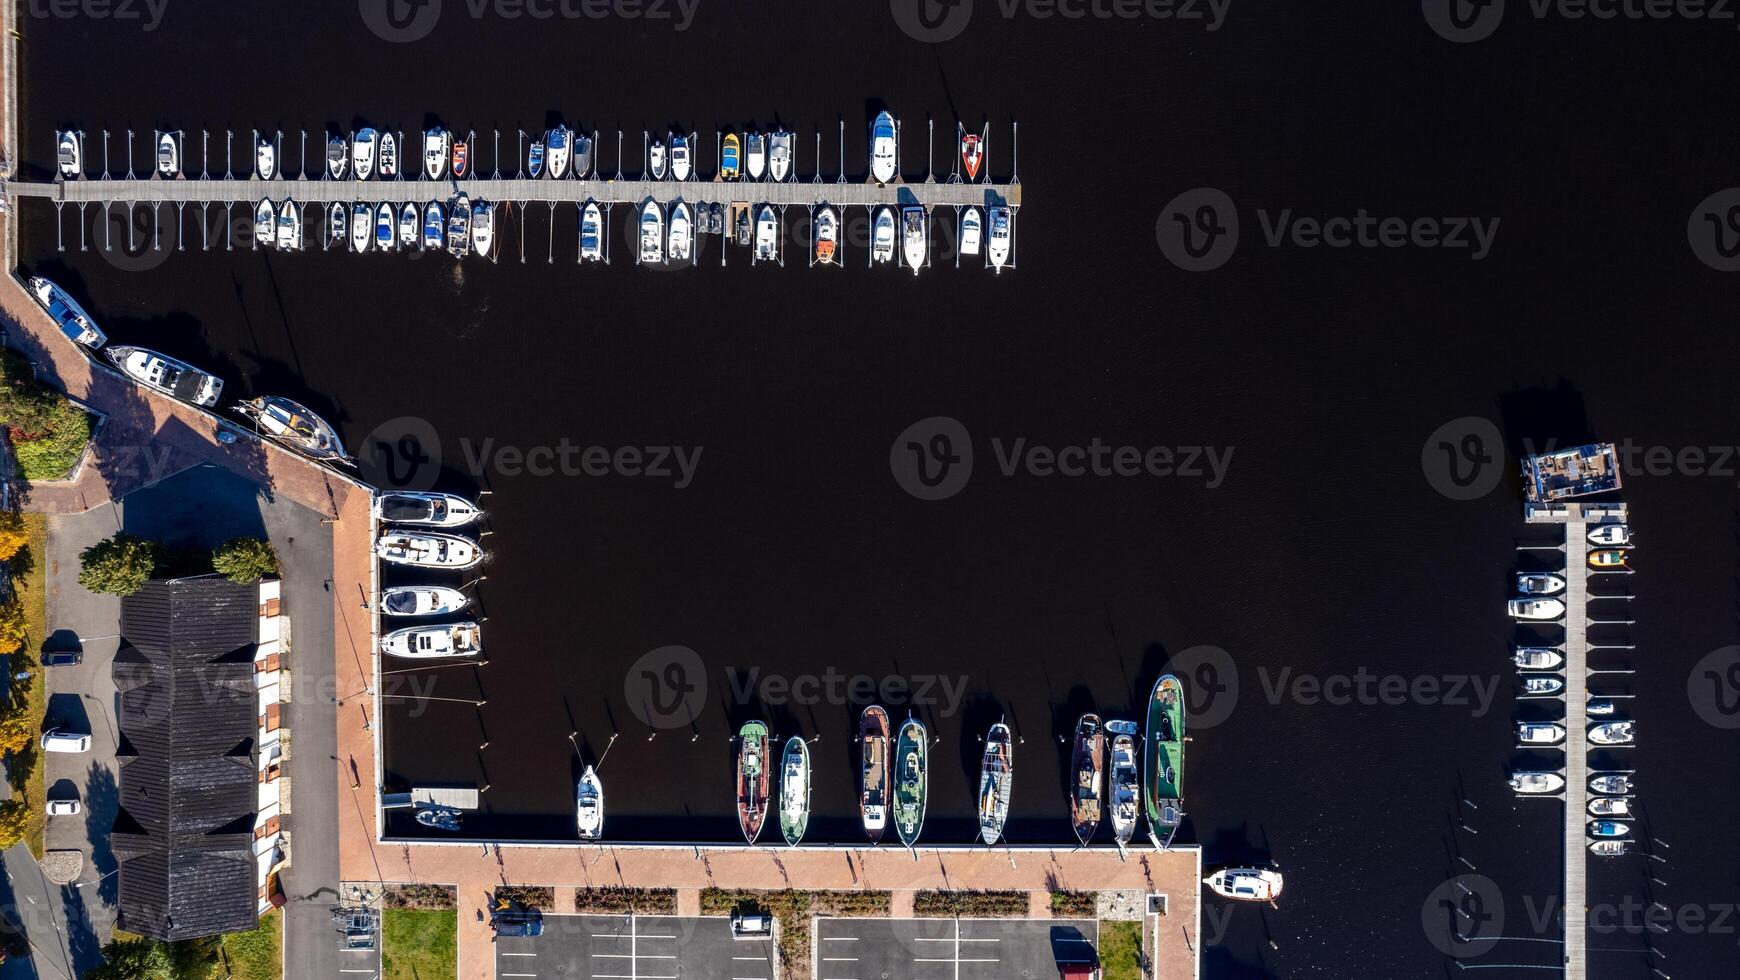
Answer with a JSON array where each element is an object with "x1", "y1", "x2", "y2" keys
[
  {"x1": 40, "y1": 730, "x2": 90, "y2": 753},
  {"x1": 40, "y1": 649, "x2": 82, "y2": 667},
  {"x1": 46, "y1": 799, "x2": 80, "y2": 816}
]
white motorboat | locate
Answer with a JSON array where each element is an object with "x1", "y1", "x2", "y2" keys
[
  {"x1": 639, "y1": 199, "x2": 664, "y2": 264},
  {"x1": 1588, "y1": 840, "x2": 1629, "y2": 857},
  {"x1": 399, "y1": 203, "x2": 418, "y2": 248},
  {"x1": 988, "y1": 206, "x2": 1012, "y2": 272},
  {"x1": 1516, "y1": 573, "x2": 1566, "y2": 596},
  {"x1": 576, "y1": 766, "x2": 604, "y2": 840},
  {"x1": 447, "y1": 193, "x2": 471, "y2": 257},
  {"x1": 579, "y1": 202, "x2": 603, "y2": 262},
  {"x1": 232, "y1": 395, "x2": 351, "y2": 464},
  {"x1": 56, "y1": 130, "x2": 81, "y2": 179},
  {"x1": 1589, "y1": 523, "x2": 1631, "y2": 546},
  {"x1": 1588, "y1": 796, "x2": 1630, "y2": 817},
  {"x1": 754, "y1": 205, "x2": 777, "y2": 261},
  {"x1": 650, "y1": 138, "x2": 667, "y2": 179},
  {"x1": 374, "y1": 530, "x2": 484, "y2": 569},
  {"x1": 1513, "y1": 646, "x2": 1564, "y2": 670},
  {"x1": 327, "y1": 133, "x2": 347, "y2": 179},
  {"x1": 471, "y1": 200, "x2": 494, "y2": 259},
  {"x1": 670, "y1": 134, "x2": 690, "y2": 180},
  {"x1": 960, "y1": 206, "x2": 983, "y2": 256},
  {"x1": 1521, "y1": 676, "x2": 1563, "y2": 695},
  {"x1": 768, "y1": 130, "x2": 792, "y2": 181},
  {"x1": 353, "y1": 128, "x2": 378, "y2": 179},
  {"x1": 276, "y1": 200, "x2": 300, "y2": 251},
  {"x1": 1509, "y1": 771, "x2": 1564, "y2": 794},
  {"x1": 1589, "y1": 721, "x2": 1634, "y2": 745},
  {"x1": 668, "y1": 200, "x2": 692, "y2": 262},
  {"x1": 1517, "y1": 722, "x2": 1566, "y2": 745},
  {"x1": 156, "y1": 131, "x2": 178, "y2": 177},
  {"x1": 574, "y1": 133, "x2": 592, "y2": 178},
  {"x1": 26, "y1": 277, "x2": 106, "y2": 349},
  {"x1": 1588, "y1": 820, "x2": 1630, "y2": 839},
  {"x1": 1204, "y1": 868, "x2": 1284, "y2": 903},
  {"x1": 381, "y1": 621, "x2": 482, "y2": 659},
  {"x1": 1508, "y1": 598, "x2": 1565, "y2": 621},
  {"x1": 423, "y1": 127, "x2": 449, "y2": 179},
  {"x1": 1586, "y1": 698, "x2": 1616, "y2": 716},
  {"x1": 104, "y1": 346, "x2": 222, "y2": 407},
  {"x1": 871, "y1": 206, "x2": 895, "y2": 264},
  {"x1": 328, "y1": 202, "x2": 346, "y2": 245},
  {"x1": 422, "y1": 201, "x2": 444, "y2": 250},
  {"x1": 1590, "y1": 773, "x2": 1632, "y2": 794},
  {"x1": 254, "y1": 198, "x2": 275, "y2": 246},
  {"x1": 375, "y1": 202, "x2": 396, "y2": 252},
  {"x1": 900, "y1": 206, "x2": 927, "y2": 274},
  {"x1": 376, "y1": 491, "x2": 482, "y2": 527},
  {"x1": 813, "y1": 206, "x2": 838, "y2": 266},
  {"x1": 381, "y1": 586, "x2": 470, "y2": 617},
  {"x1": 528, "y1": 139, "x2": 545, "y2": 178},
  {"x1": 869, "y1": 111, "x2": 897, "y2": 184},
  {"x1": 547, "y1": 125, "x2": 571, "y2": 179},
  {"x1": 379, "y1": 131, "x2": 398, "y2": 178},
  {"x1": 745, "y1": 131, "x2": 766, "y2": 180},
  {"x1": 351, "y1": 202, "x2": 372, "y2": 253},
  {"x1": 256, "y1": 133, "x2": 275, "y2": 180}
]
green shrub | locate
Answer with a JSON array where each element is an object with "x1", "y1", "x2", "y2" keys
[
  {"x1": 78, "y1": 533, "x2": 157, "y2": 596},
  {"x1": 212, "y1": 537, "x2": 278, "y2": 585}
]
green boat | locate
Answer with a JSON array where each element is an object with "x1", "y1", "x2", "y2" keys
[
  {"x1": 894, "y1": 717, "x2": 927, "y2": 847},
  {"x1": 1145, "y1": 674, "x2": 1184, "y2": 847},
  {"x1": 779, "y1": 736, "x2": 810, "y2": 847}
]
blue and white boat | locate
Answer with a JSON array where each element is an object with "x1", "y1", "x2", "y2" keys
[
  {"x1": 870, "y1": 111, "x2": 897, "y2": 184},
  {"x1": 422, "y1": 200, "x2": 444, "y2": 250},
  {"x1": 26, "y1": 277, "x2": 106, "y2": 349},
  {"x1": 375, "y1": 202, "x2": 395, "y2": 252},
  {"x1": 529, "y1": 139, "x2": 545, "y2": 178},
  {"x1": 398, "y1": 203, "x2": 418, "y2": 249},
  {"x1": 547, "y1": 126, "x2": 570, "y2": 179},
  {"x1": 579, "y1": 202, "x2": 602, "y2": 262}
]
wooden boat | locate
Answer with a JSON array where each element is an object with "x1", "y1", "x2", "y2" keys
[
  {"x1": 736, "y1": 721, "x2": 771, "y2": 844},
  {"x1": 1070, "y1": 713, "x2": 1105, "y2": 846},
  {"x1": 779, "y1": 736, "x2": 809, "y2": 847},
  {"x1": 977, "y1": 721, "x2": 1013, "y2": 845},
  {"x1": 894, "y1": 716, "x2": 927, "y2": 847},
  {"x1": 1145, "y1": 675, "x2": 1185, "y2": 847},
  {"x1": 859, "y1": 706, "x2": 889, "y2": 842}
]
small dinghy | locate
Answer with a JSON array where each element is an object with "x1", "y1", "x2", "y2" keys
[
  {"x1": 381, "y1": 621, "x2": 482, "y2": 659},
  {"x1": 1589, "y1": 820, "x2": 1630, "y2": 838},
  {"x1": 579, "y1": 202, "x2": 603, "y2": 262},
  {"x1": 768, "y1": 130, "x2": 792, "y2": 181},
  {"x1": 1106, "y1": 719, "x2": 1140, "y2": 846},
  {"x1": 649, "y1": 138, "x2": 667, "y2": 179},
  {"x1": 872, "y1": 206, "x2": 895, "y2": 264},
  {"x1": 399, "y1": 203, "x2": 418, "y2": 248},
  {"x1": 232, "y1": 395, "x2": 352, "y2": 465},
  {"x1": 988, "y1": 206, "x2": 1012, "y2": 272},
  {"x1": 351, "y1": 202, "x2": 372, "y2": 253},
  {"x1": 576, "y1": 766, "x2": 604, "y2": 840},
  {"x1": 375, "y1": 530, "x2": 484, "y2": 569},
  {"x1": 471, "y1": 200, "x2": 494, "y2": 259},
  {"x1": 376, "y1": 491, "x2": 482, "y2": 527},
  {"x1": 423, "y1": 127, "x2": 449, "y2": 179},
  {"x1": 639, "y1": 199, "x2": 664, "y2": 264},
  {"x1": 156, "y1": 131, "x2": 178, "y2": 177},
  {"x1": 1070, "y1": 713, "x2": 1105, "y2": 846},
  {"x1": 1521, "y1": 676, "x2": 1563, "y2": 695},
  {"x1": 447, "y1": 193, "x2": 471, "y2": 257},
  {"x1": 422, "y1": 200, "x2": 444, "y2": 250},
  {"x1": 1589, "y1": 721, "x2": 1634, "y2": 745},
  {"x1": 254, "y1": 198, "x2": 275, "y2": 246},
  {"x1": 901, "y1": 206, "x2": 927, "y2": 274},
  {"x1": 277, "y1": 200, "x2": 300, "y2": 251},
  {"x1": 961, "y1": 206, "x2": 983, "y2": 256},
  {"x1": 327, "y1": 133, "x2": 348, "y2": 179},
  {"x1": 415, "y1": 805, "x2": 462, "y2": 831},
  {"x1": 960, "y1": 129, "x2": 982, "y2": 181},
  {"x1": 1589, "y1": 839, "x2": 1629, "y2": 857},
  {"x1": 328, "y1": 202, "x2": 346, "y2": 245},
  {"x1": 375, "y1": 202, "x2": 396, "y2": 252},
  {"x1": 1513, "y1": 646, "x2": 1564, "y2": 670},
  {"x1": 256, "y1": 133, "x2": 276, "y2": 180},
  {"x1": 977, "y1": 720, "x2": 1014, "y2": 845},
  {"x1": 1509, "y1": 771, "x2": 1565, "y2": 794},
  {"x1": 737, "y1": 721, "x2": 771, "y2": 845},
  {"x1": 779, "y1": 736, "x2": 809, "y2": 847},
  {"x1": 379, "y1": 131, "x2": 398, "y2": 178},
  {"x1": 546, "y1": 125, "x2": 570, "y2": 179},
  {"x1": 105, "y1": 345, "x2": 222, "y2": 407},
  {"x1": 528, "y1": 139, "x2": 544, "y2": 178},
  {"x1": 381, "y1": 585, "x2": 469, "y2": 617},
  {"x1": 1590, "y1": 773, "x2": 1632, "y2": 795},
  {"x1": 352, "y1": 127, "x2": 377, "y2": 180},
  {"x1": 754, "y1": 205, "x2": 777, "y2": 262},
  {"x1": 25, "y1": 276, "x2": 106, "y2": 349},
  {"x1": 1205, "y1": 868, "x2": 1285, "y2": 903},
  {"x1": 57, "y1": 130, "x2": 82, "y2": 178},
  {"x1": 813, "y1": 206, "x2": 838, "y2": 265},
  {"x1": 668, "y1": 200, "x2": 692, "y2": 262},
  {"x1": 1589, "y1": 524, "x2": 1631, "y2": 546},
  {"x1": 745, "y1": 131, "x2": 766, "y2": 179},
  {"x1": 670, "y1": 133, "x2": 690, "y2": 180},
  {"x1": 869, "y1": 111, "x2": 897, "y2": 184},
  {"x1": 1588, "y1": 796, "x2": 1630, "y2": 817}
]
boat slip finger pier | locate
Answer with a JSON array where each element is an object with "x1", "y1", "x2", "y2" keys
[{"x1": 28, "y1": 113, "x2": 1022, "y2": 271}]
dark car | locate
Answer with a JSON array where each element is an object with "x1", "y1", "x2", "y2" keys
[
  {"x1": 40, "y1": 649, "x2": 81, "y2": 667},
  {"x1": 491, "y1": 911, "x2": 542, "y2": 938}
]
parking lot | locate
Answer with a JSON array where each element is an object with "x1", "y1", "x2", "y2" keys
[
  {"x1": 813, "y1": 917, "x2": 1099, "y2": 980},
  {"x1": 495, "y1": 914, "x2": 777, "y2": 980}
]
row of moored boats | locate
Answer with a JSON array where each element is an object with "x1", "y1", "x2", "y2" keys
[{"x1": 371, "y1": 491, "x2": 488, "y2": 661}]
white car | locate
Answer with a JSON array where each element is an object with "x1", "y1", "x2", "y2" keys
[
  {"x1": 41, "y1": 730, "x2": 90, "y2": 753},
  {"x1": 46, "y1": 799, "x2": 81, "y2": 816}
]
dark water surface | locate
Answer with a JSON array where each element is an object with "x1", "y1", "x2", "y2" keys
[{"x1": 15, "y1": 1, "x2": 1740, "y2": 976}]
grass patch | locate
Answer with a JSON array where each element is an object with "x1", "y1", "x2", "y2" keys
[
  {"x1": 218, "y1": 909, "x2": 282, "y2": 980},
  {"x1": 1050, "y1": 890, "x2": 1098, "y2": 918},
  {"x1": 1099, "y1": 920, "x2": 1144, "y2": 980},
  {"x1": 701, "y1": 889, "x2": 891, "y2": 980},
  {"x1": 0, "y1": 348, "x2": 92, "y2": 482},
  {"x1": 912, "y1": 890, "x2": 1030, "y2": 918},
  {"x1": 382, "y1": 908, "x2": 457, "y2": 980},
  {"x1": 9, "y1": 512, "x2": 47, "y2": 857},
  {"x1": 574, "y1": 887, "x2": 677, "y2": 914}
]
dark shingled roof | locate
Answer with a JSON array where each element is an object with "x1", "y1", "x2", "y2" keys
[{"x1": 111, "y1": 577, "x2": 260, "y2": 942}]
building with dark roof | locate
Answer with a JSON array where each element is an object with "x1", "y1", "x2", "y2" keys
[{"x1": 111, "y1": 577, "x2": 261, "y2": 942}]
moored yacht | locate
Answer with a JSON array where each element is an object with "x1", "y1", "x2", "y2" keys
[
  {"x1": 375, "y1": 491, "x2": 482, "y2": 527},
  {"x1": 670, "y1": 133, "x2": 690, "y2": 180},
  {"x1": 900, "y1": 206, "x2": 927, "y2": 274},
  {"x1": 25, "y1": 276, "x2": 106, "y2": 349},
  {"x1": 471, "y1": 200, "x2": 494, "y2": 259},
  {"x1": 736, "y1": 721, "x2": 771, "y2": 845},
  {"x1": 328, "y1": 202, "x2": 346, "y2": 245},
  {"x1": 721, "y1": 132, "x2": 741, "y2": 179},
  {"x1": 57, "y1": 130, "x2": 82, "y2": 179},
  {"x1": 447, "y1": 193, "x2": 471, "y2": 257},
  {"x1": 650, "y1": 138, "x2": 667, "y2": 180},
  {"x1": 988, "y1": 206, "x2": 1012, "y2": 272},
  {"x1": 1106, "y1": 720, "x2": 1140, "y2": 846},
  {"x1": 869, "y1": 111, "x2": 897, "y2": 184},
  {"x1": 1588, "y1": 820, "x2": 1630, "y2": 838},
  {"x1": 894, "y1": 716, "x2": 927, "y2": 848},
  {"x1": 977, "y1": 720, "x2": 1014, "y2": 845},
  {"x1": 375, "y1": 202, "x2": 396, "y2": 252},
  {"x1": 256, "y1": 133, "x2": 276, "y2": 179},
  {"x1": 1588, "y1": 796, "x2": 1630, "y2": 817},
  {"x1": 233, "y1": 395, "x2": 350, "y2": 464},
  {"x1": 546, "y1": 125, "x2": 570, "y2": 178},
  {"x1": 254, "y1": 199, "x2": 275, "y2": 246},
  {"x1": 422, "y1": 200, "x2": 444, "y2": 250},
  {"x1": 1518, "y1": 722, "x2": 1566, "y2": 745},
  {"x1": 1589, "y1": 523, "x2": 1631, "y2": 546},
  {"x1": 960, "y1": 127, "x2": 982, "y2": 180},
  {"x1": 779, "y1": 736, "x2": 810, "y2": 847},
  {"x1": 276, "y1": 200, "x2": 300, "y2": 251},
  {"x1": 1205, "y1": 868, "x2": 1285, "y2": 903},
  {"x1": 1589, "y1": 840, "x2": 1629, "y2": 857},
  {"x1": 1521, "y1": 676, "x2": 1564, "y2": 695},
  {"x1": 579, "y1": 202, "x2": 603, "y2": 262},
  {"x1": 1589, "y1": 721, "x2": 1634, "y2": 745},
  {"x1": 639, "y1": 199, "x2": 664, "y2": 264},
  {"x1": 871, "y1": 206, "x2": 895, "y2": 264},
  {"x1": 859, "y1": 706, "x2": 889, "y2": 842},
  {"x1": 1508, "y1": 598, "x2": 1565, "y2": 620},
  {"x1": 961, "y1": 206, "x2": 983, "y2": 256},
  {"x1": 374, "y1": 530, "x2": 483, "y2": 569},
  {"x1": 1516, "y1": 572, "x2": 1566, "y2": 595},
  {"x1": 379, "y1": 131, "x2": 398, "y2": 178},
  {"x1": 1146, "y1": 675, "x2": 1185, "y2": 846},
  {"x1": 353, "y1": 127, "x2": 378, "y2": 180},
  {"x1": 1513, "y1": 646, "x2": 1564, "y2": 670},
  {"x1": 813, "y1": 206, "x2": 838, "y2": 265},
  {"x1": 1509, "y1": 771, "x2": 1565, "y2": 794},
  {"x1": 753, "y1": 205, "x2": 777, "y2": 262},
  {"x1": 745, "y1": 131, "x2": 766, "y2": 179},
  {"x1": 399, "y1": 203, "x2": 418, "y2": 249},
  {"x1": 1590, "y1": 773, "x2": 1632, "y2": 794},
  {"x1": 351, "y1": 202, "x2": 372, "y2": 253},
  {"x1": 1070, "y1": 714, "x2": 1104, "y2": 846},
  {"x1": 668, "y1": 200, "x2": 692, "y2": 262},
  {"x1": 156, "y1": 131, "x2": 178, "y2": 177},
  {"x1": 423, "y1": 127, "x2": 449, "y2": 179},
  {"x1": 451, "y1": 137, "x2": 469, "y2": 178},
  {"x1": 576, "y1": 766, "x2": 604, "y2": 840},
  {"x1": 381, "y1": 621, "x2": 482, "y2": 659},
  {"x1": 327, "y1": 133, "x2": 348, "y2": 179},
  {"x1": 768, "y1": 130, "x2": 792, "y2": 181},
  {"x1": 104, "y1": 346, "x2": 222, "y2": 407},
  {"x1": 380, "y1": 585, "x2": 469, "y2": 617}
]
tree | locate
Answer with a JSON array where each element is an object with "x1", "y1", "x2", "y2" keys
[
  {"x1": 0, "y1": 800, "x2": 29, "y2": 850},
  {"x1": 211, "y1": 537, "x2": 278, "y2": 585},
  {"x1": 0, "y1": 599, "x2": 23, "y2": 655},
  {"x1": 85, "y1": 938, "x2": 173, "y2": 980},
  {"x1": 78, "y1": 533, "x2": 157, "y2": 596},
  {"x1": 0, "y1": 511, "x2": 25, "y2": 562},
  {"x1": 0, "y1": 712, "x2": 33, "y2": 757}
]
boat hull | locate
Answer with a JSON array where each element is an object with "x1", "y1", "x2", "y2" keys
[
  {"x1": 1145, "y1": 675, "x2": 1185, "y2": 843},
  {"x1": 779, "y1": 736, "x2": 809, "y2": 847},
  {"x1": 860, "y1": 706, "x2": 889, "y2": 842},
  {"x1": 894, "y1": 719, "x2": 927, "y2": 847}
]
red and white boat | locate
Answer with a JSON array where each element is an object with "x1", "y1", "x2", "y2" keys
[
  {"x1": 960, "y1": 130, "x2": 982, "y2": 181},
  {"x1": 452, "y1": 139, "x2": 469, "y2": 179}
]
